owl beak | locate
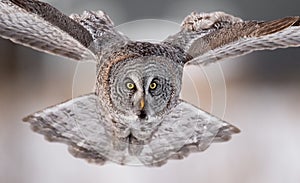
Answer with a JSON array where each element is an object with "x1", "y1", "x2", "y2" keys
[{"x1": 140, "y1": 98, "x2": 145, "y2": 110}]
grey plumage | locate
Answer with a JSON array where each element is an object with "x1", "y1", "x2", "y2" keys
[
  {"x1": 24, "y1": 94, "x2": 238, "y2": 166},
  {"x1": 0, "y1": 0, "x2": 299, "y2": 167},
  {"x1": 0, "y1": 0, "x2": 95, "y2": 60}
]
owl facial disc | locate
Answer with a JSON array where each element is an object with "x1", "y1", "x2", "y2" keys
[{"x1": 107, "y1": 55, "x2": 182, "y2": 140}]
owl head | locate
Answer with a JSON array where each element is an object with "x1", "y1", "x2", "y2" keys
[{"x1": 106, "y1": 54, "x2": 183, "y2": 140}]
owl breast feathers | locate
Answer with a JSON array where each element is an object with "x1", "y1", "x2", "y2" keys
[{"x1": 1, "y1": 0, "x2": 299, "y2": 166}]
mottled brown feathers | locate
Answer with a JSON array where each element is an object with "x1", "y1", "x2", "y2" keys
[
  {"x1": 252, "y1": 16, "x2": 299, "y2": 36},
  {"x1": 165, "y1": 12, "x2": 300, "y2": 64}
]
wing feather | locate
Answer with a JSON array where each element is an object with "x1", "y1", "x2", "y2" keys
[
  {"x1": 164, "y1": 11, "x2": 300, "y2": 65},
  {"x1": 0, "y1": 0, "x2": 96, "y2": 61},
  {"x1": 23, "y1": 96, "x2": 239, "y2": 166},
  {"x1": 23, "y1": 94, "x2": 109, "y2": 164},
  {"x1": 70, "y1": 10, "x2": 128, "y2": 52},
  {"x1": 137, "y1": 100, "x2": 240, "y2": 166}
]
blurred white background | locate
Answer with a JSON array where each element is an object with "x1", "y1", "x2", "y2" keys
[{"x1": 0, "y1": 0, "x2": 300, "y2": 183}]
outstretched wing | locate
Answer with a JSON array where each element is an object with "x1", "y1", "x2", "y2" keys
[
  {"x1": 164, "y1": 11, "x2": 300, "y2": 65},
  {"x1": 24, "y1": 94, "x2": 149, "y2": 166},
  {"x1": 0, "y1": 0, "x2": 127, "y2": 61},
  {"x1": 137, "y1": 100, "x2": 240, "y2": 167},
  {"x1": 23, "y1": 96, "x2": 240, "y2": 166},
  {"x1": 0, "y1": 0, "x2": 96, "y2": 61},
  {"x1": 23, "y1": 94, "x2": 111, "y2": 164}
]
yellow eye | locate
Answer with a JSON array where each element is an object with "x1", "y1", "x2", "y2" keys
[
  {"x1": 126, "y1": 82, "x2": 135, "y2": 90},
  {"x1": 149, "y1": 82, "x2": 157, "y2": 90}
]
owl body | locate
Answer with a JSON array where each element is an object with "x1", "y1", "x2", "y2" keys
[{"x1": 1, "y1": 0, "x2": 299, "y2": 166}]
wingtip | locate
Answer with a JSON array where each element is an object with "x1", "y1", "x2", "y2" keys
[
  {"x1": 293, "y1": 16, "x2": 300, "y2": 26},
  {"x1": 229, "y1": 124, "x2": 241, "y2": 134},
  {"x1": 214, "y1": 123, "x2": 240, "y2": 142},
  {"x1": 22, "y1": 114, "x2": 33, "y2": 123},
  {"x1": 254, "y1": 16, "x2": 300, "y2": 37}
]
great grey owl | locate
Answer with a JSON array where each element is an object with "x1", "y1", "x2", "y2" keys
[{"x1": 1, "y1": 0, "x2": 299, "y2": 167}]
